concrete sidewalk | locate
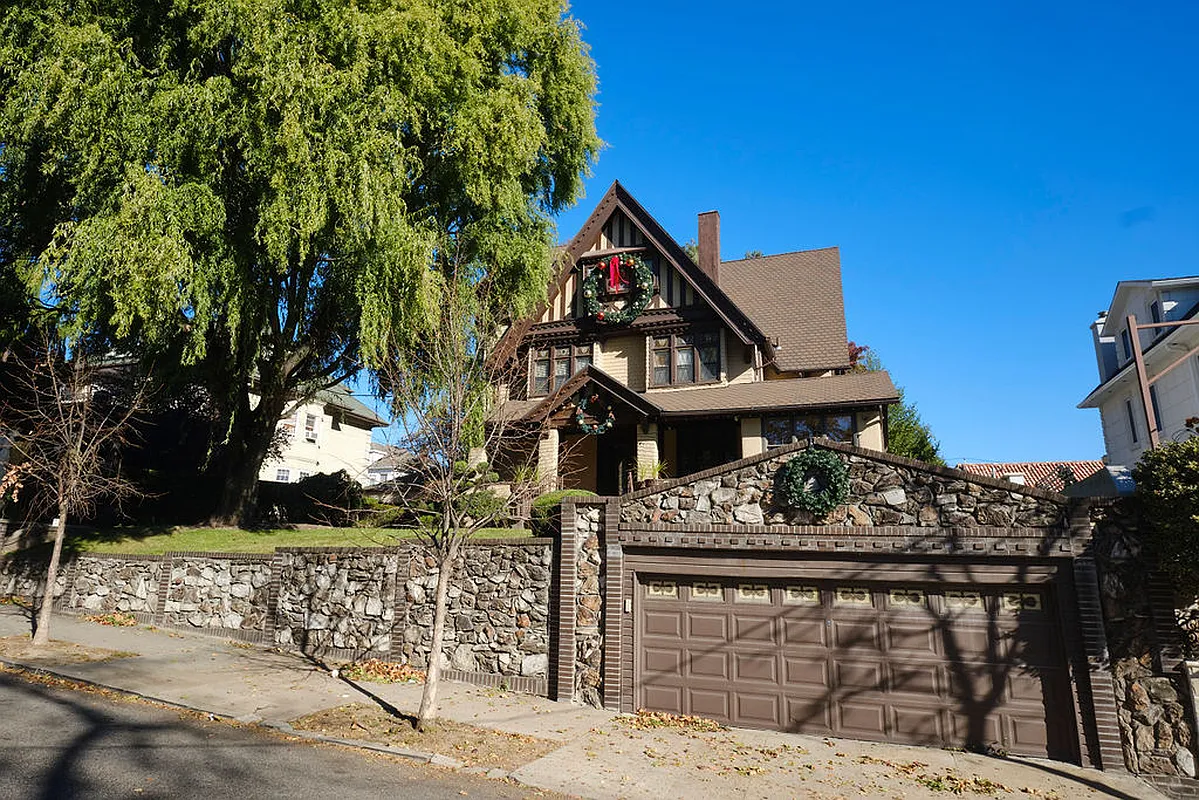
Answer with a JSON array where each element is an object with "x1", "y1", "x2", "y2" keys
[{"x1": 0, "y1": 607, "x2": 1164, "y2": 799}]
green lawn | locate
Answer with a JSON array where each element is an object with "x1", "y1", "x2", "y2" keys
[{"x1": 59, "y1": 525, "x2": 532, "y2": 556}]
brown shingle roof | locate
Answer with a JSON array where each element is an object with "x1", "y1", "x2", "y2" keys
[
  {"x1": 719, "y1": 247, "x2": 850, "y2": 372},
  {"x1": 649, "y1": 371, "x2": 898, "y2": 417},
  {"x1": 955, "y1": 460, "x2": 1106, "y2": 493}
]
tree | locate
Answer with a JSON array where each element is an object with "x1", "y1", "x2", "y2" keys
[
  {"x1": 853, "y1": 345, "x2": 945, "y2": 466},
  {"x1": 379, "y1": 264, "x2": 540, "y2": 729},
  {"x1": 0, "y1": 0, "x2": 600, "y2": 524},
  {"x1": 0, "y1": 332, "x2": 148, "y2": 644},
  {"x1": 1133, "y1": 431, "x2": 1199, "y2": 599}
]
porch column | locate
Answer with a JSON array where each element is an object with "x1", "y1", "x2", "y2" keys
[
  {"x1": 740, "y1": 416, "x2": 763, "y2": 458},
  {"x1": 636, "y1": 422, "x2": 659, "y2": 481},
  {"x1": 537, "y1": 429, "x2": 560, "y2": 490}
]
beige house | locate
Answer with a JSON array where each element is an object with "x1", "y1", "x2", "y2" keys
[
  {"x1": 258, "y1": 384, "x2": 386, "y2": 486},
  {"x1": 494, "y1": 181, "x2": 899, "y2": 493}
]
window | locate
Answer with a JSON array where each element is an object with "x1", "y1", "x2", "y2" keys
[
  {"x1": 764, "y1": 412, "x2": 855, "y2": 446},
  {"x1": 531, "y1": 343, "x2": 592, "y2": 396},
  {"x1": 651, "y1": 332, "x2": 720, "y2": 386},
  {"x1": 1149, "y1": 385, "x2": 1163, "y2": 431},
  {"x1": 1126, "y1": 399, "x2": 1139, "y2": 444},
  {"x1": 304, "y1": 413, "x2": 319, "y2": 442},
  {"x1": 1121, "y1": 328, "x2": 1132, "y2": 360},
  {"x1": 299, "y1": 471, "x2": 311, "y2": 480},
  {"x1": 275, "y1": 468, "x2": 291, "y2": 482},
  {"x1": 1150, "y1": 301, "x2": 1164, "y2": 340}
]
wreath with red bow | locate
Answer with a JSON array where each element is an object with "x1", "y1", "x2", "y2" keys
[{"x1": 580, "y1": 253, "x2": 654, "y2": 326}]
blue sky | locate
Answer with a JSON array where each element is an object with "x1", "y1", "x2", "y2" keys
[{"x1": 544, "y1": 0, "x2": 1199, "y2": 464}]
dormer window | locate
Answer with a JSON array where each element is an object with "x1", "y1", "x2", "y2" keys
[
  {"x1": 531, "y1": 344, "x2": 592, "y2": 396},
  {"x1": 651, "y1": 332, "x2": 720, "y2": 386}
]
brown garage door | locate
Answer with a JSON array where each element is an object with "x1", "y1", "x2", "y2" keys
[{"x1": 637, "y1": 577, "x2": 1076, "y2": 760}]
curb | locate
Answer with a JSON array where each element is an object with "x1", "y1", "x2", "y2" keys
[{"x1": 0, "y1": 657, "x2": 484, "y2": 776}]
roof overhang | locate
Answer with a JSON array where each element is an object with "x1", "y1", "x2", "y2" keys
[{"x1": 1079, "y1": 311, "x2": 1199, "y2": 408}]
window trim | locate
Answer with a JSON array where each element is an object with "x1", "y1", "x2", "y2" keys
[
  {"x1": 650, "y1": 331, "x2": 721, "y2": 387},
  {"x1": 530, "y1": 343, "x2": 594, "y2": 397}
]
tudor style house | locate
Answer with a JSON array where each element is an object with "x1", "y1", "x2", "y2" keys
[
  {"x1": 1078, "y1": 275, "x2": 1199, "y2": 467},
  {"x1": 494, "y1": 182, "x2": 899, "y2": 493}
]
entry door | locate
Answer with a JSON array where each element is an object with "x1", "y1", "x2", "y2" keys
[{"x1": 595, "y1": 425, "x2": 635, "y2": 495}]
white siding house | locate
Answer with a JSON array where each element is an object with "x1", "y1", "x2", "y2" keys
[
  {"x1": 1079, "y1": 276, "x2": 1199, "y2": 467},
  {"x1": 257, "y1": 385, "x2": 386, "y2": 486}
]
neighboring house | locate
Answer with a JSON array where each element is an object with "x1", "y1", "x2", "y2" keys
[
  {"x1": 493, "y1": 181, "x2": 899, "y2": 493},
  {"x1": 1078, "y1": 276, "x2": 1199, "y2": 467},
  {"x1": 258, "y1": 384, "x2": 387, "y2": 485},
  {"x1": 955, "y1": 460, "x2": 1105, "y2": 493},
  {"x1": 363, "y1": 443, "x2": 415, "y2": 487}
]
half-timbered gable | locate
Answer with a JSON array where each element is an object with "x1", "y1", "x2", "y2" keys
[{"x1": 495, "y1": 181, "x2": 899, "y2": 494}]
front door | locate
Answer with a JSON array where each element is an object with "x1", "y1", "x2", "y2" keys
[{"x1": 595, "y1": 425, "x2": 636, "y2": 495}]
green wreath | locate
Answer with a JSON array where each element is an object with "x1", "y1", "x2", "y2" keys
[
  {"x1": 580, "y1": 253, "x2": 654, "y2": 326},
  {"x1": 575, "y1": 391, "x2": 616, "y2": 435},
  {"x1": 773, "y1": 448, "x2": 849, "y2": 518}
]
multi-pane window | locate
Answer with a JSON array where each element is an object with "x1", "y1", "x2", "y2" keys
[
  {"x1": 304, "y1": 413, "x2": 319, "y2": 442},
  {"x1": 276, "y1": 468, "x2": 291, "y2": 482},
  {"x1": 764, "y1": 412, "x2": 854, "y2": 447},
  {"x1": 651, "y1": 332, "x2": 719, "y2": 386},
  {"x1": 531, "y1": 344, "x2": 593, "y2": 396}
]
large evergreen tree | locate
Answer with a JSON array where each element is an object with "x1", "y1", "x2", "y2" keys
[{"x1": 0, "y1": 0, "x2": 599, "y2": 523}]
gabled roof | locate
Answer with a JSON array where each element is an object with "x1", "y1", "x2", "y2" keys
[
  {"x1": 720, "y1": 248, "x2": 851, "y2": 372},
  {"x1": 955, "y1": 460, "x2": 1105, "y2": 493},
  {"x1": 495, "y1": 181, "x2": 768, "y2": 363},
  {"x1": 314, "y1": 384, "x2": 388, "y2": 428},
  {"x1": 1100, "y1": 275, "x2": 1199, "y2": 336},
  {"x1": 519, "y1": 364, "x2": 661, "y2": 426}
]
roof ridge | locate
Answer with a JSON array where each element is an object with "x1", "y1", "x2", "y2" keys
[{"x1": 722, "y1": 245, "x2": 839, "y2": 265}]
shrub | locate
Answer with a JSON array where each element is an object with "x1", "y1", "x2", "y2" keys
[
  {"x1": 256, "y1": 470, "x2": 365, "y2": 526},
  {"x1": 1134, "y1": 437, "x2": 1199, "y2": 598},
  {"x1": 531, "y1": 489, "x2": 597, "y2": 536}
]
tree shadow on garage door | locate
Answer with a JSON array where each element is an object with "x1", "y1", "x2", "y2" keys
[{"x1": 782, "y1": 531, "x2": 1084, "y2": 765}]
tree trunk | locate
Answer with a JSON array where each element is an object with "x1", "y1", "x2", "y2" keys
[
  {"x1": 31, "y1": 500, "x2": 68, "y2": 646},
  {"x1": 416, "y1": 544, "x2": 458, "y2": 730},
  {"x1": 209, "y1": 392, "x2": 288, "y2": 526}
]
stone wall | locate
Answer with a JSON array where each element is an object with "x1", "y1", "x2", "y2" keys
[
  {"x1": 275, "y1": 550, "x2": 398, "y2": 653},
  {"x1": 1091, "y1": 499, "x2": 1198, "y2": 778},
  {"x1": 400, "y1": 541, "x2": 553, "y2": 680},
  {"x1": 573, "y1": 505, "x2": 603, "y2": 706},
  {"x1": 0, "y1": 539, "x2": 555, "y2": 693},
  {"x1": 163, "y1": 556, "x2": 273, "y2": 631},
  {"x1": 61, "y1": 557, "x2": 162, "y2": 614},
  {"x1": 621, "y1": 444, "x2": 1064, "y2": 529}
]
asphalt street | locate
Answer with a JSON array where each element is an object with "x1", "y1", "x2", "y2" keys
[{"x1": 0, "y1": 672, "x2": 545, "y2": 800}]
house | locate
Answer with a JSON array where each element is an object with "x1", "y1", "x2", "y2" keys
[
  {"x1": 493, "y1": 181, "x2": 899, "y2": 493},
  {"x1": 258, "y1": 384, "x2": 387, "y2": 485},
  {"x1": 1078, "y1": 276, "x2": 1199, "y2": 467},
  {"x1": 363, "y1": 443, "x2": 415, "y2": 487},
  {"x1": 955, "y1": 460, "x2": 1105, "y2": 492}
]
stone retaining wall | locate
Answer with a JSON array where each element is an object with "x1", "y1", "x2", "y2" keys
[
  {"x1": 621, "y1": 443, "x2": 1065, "y2": 529},
  {"x1": 0, "y1": 538, "x2": 555, "y2": 693}
]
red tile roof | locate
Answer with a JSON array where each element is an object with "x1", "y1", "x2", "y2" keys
[{"x1": 954, "y1": 461, "x2": 1106, "y2": 493}]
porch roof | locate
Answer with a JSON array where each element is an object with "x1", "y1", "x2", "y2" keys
[{"x1": 648, "y1": 371, "x2": 899, "y2": 418}]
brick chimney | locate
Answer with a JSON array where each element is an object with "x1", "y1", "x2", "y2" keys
[{"x1": 697, "y1": 210, "x2": 720, "y2": 285}]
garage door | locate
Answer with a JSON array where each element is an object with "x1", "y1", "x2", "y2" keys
[{"x1": 637, "y1": 577, "x2": 1076, "y2": 760}]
